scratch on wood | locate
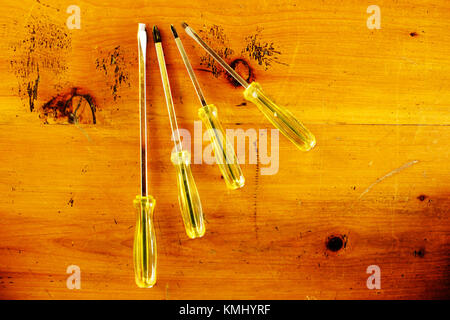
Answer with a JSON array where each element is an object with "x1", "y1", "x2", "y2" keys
[
  {"x1": 36, "y1": 0, "x2": 60, "y2": 11},
  {"x1": 45, "y1": 289, "x2": 52, "y2": 298},
  {"x1": 359, "y1": 160, "x2": 419, "y2": 199},
  {"x1": 165, "y1": 283, "x2": 169, "y2": 300},
  {"x1": 75, "y1": 123, "x2": 93, "y2": 143},
  {"x1": 253, "y1": 143, "x2": 260, "y2": 240}
]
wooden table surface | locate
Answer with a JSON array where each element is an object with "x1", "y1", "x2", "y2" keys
[{"x1": 0, "y1": 0, "x2": 449, "y2": 299}]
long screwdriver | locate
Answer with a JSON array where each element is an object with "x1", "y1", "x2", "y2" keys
[
  {"x1": 171, "y1": 25, "x2": 245, "y2": 190},
  {"x1": 181, "y1": 22, "x2": 316, "y2": 152},
  {"x1": 134, "y1": 23, "x2": 157, "y2": 288},
  {"x1": 153, "y1": 25, "x2": 205, "y2": 239}
]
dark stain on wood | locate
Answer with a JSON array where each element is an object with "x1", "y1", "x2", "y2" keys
[
  {"x1": 26, "y1": 67, "x2": 40, "y2": 112},
  {"x1": 198, "y1": 25, "x2": 235, "y2": 78},
  {"x1": 417, "y1": 195, "x2": 427, "y2": 201},
  {"x1": 195, "y1": 24, "x2": 287, "y2": 87},
  {"x1": 414, "y1": 248, "x2": 425, "y2": 258},
  {"x1": 95, "y1": 46, "x2": 131, "y2": 102},
  {"x1": 242, "y1": 27, "x2": 288, "y2": 70},
  {"x1": 35, "y1": 0, "x2": 60, "y2": 11},
  {"x1": 9, "y1": 14, "x2": 71, "y2": 112}
]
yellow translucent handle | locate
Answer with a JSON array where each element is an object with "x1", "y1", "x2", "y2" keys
[
  {"x1": 243, "y1": 82, "x2": 316, "y2": 151},
  {"x1": 133, "y1": 195, "x2": 157, "y2": 288},
  {"x1": 198, "y1": 104, "x2": 245, "y2": 190},
  {"x1": 171, "y1": 150, "x2": 205, "y2": 239}
]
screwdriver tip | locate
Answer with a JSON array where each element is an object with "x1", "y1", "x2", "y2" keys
[
  {"x1": 181, "y1": 22, "x2": 188, "y2": 29},
  {"x1": 138, "y1": 23, "x2": 146, "y2": 32},
  {"x1": 152, "y1": 25, "x2": 161, "y2": 43},
  {"x1": 170, "y1": 24, "x2": 179, "y2": 38}
]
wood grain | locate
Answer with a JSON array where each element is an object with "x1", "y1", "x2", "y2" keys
[{"x1": 0, "y1": 0, "x2": 449, "y2": 299}]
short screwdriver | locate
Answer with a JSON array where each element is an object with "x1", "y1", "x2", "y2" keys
[
  {"x1": 181, "y1": 22, "x2": 316, "y2": 152},
  {"x1": 153, "y1": 25, "x2": 205, "y2": 239},
  {"x1": 171, "y1": 25, "x2": 245, "y2": 190},
  {"x1": 134, "y1": 23, "x2": 157, "y2": 288}
]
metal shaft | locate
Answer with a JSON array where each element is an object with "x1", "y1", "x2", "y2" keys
[
  {"x1": 138, "y1": 23, "x2": 148, "y2": 197},
  {"x1": 181, "y1": 22, "x2": 249, "y2": 89},
  {"x1": 171, "y1": 25, "x2": 207, "y2": 107},
  {"x1": 153, "y1": 26, "x2": 182, "y2": 153}
]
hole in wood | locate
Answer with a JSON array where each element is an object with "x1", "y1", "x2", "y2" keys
[{"x1": 326, "y1": 235, "x2": 345, "y2": 252}]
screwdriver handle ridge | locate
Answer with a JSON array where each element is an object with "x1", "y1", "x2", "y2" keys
[
  {"x1": 198, "y1": 104, "x2": 245, "y2": 189},
  {"x1": 171, "y1": 150, "x2": 205, "y2": 239}
]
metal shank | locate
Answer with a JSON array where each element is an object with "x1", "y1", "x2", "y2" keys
[
  {"x1": 173, "y1": 34, "x2": 208, "y2": 107},
  {"x1": 154, "y1": 41, "x2": 183, "y2": 153},
  {"x1": 138, "y1": 24, "x2": 148, "y2": 197},
  {"x1": 183, "y1": 23, "x2": 249, "y2": 89}
]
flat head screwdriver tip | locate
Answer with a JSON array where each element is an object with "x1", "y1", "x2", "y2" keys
[
  {"x1": 138, "y1": 23, "x2": 146, "y2": 32},
  {"x1": 153, "y1": 25, "x2": 161, "y2": 43},
  {"x1": 181, "y1": 22, "x2": 188, "y2": 29},
  {"x1": 171, "y1": 25, "x2": 179, "y2": 38}
]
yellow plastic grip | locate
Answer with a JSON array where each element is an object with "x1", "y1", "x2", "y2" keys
[
  {"x1": 198, "y1": 104, "x2": 245, "y2": 190},
  {"x1": 171, "y1": 150, "x2": 205, "y2": 239},
  {"x1": 243, "y1": 82, "x2": 316, "y2": 151},
  {"x1": 133, "y1": 195, "x2": 157, "y2": 288}
]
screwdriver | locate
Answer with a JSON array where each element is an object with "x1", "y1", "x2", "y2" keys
[
  {"x1": 181, "y1": 22, "x2": 316, "y2": 152},
  {"x1": 134, "y1": 23, "x2": 157, "y2": 288},
  {"x1": 153, "y1": 25, "x2": 205, "y2": 239},
  {"x1": 171, "y1": 25, "x2": 245, "y2": 190}
]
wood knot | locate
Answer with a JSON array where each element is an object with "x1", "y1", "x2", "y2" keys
[{"x1": 227, "y1": 58, "x2": 254, "y2": 87}]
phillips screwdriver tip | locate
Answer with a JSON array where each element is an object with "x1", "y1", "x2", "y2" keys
[
  {"x1": 171, "y1": 25, "x2": 179, "y2": 38},
  {"x1": 152, "y1": 25, "x2": 161, "y2": 43}
]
